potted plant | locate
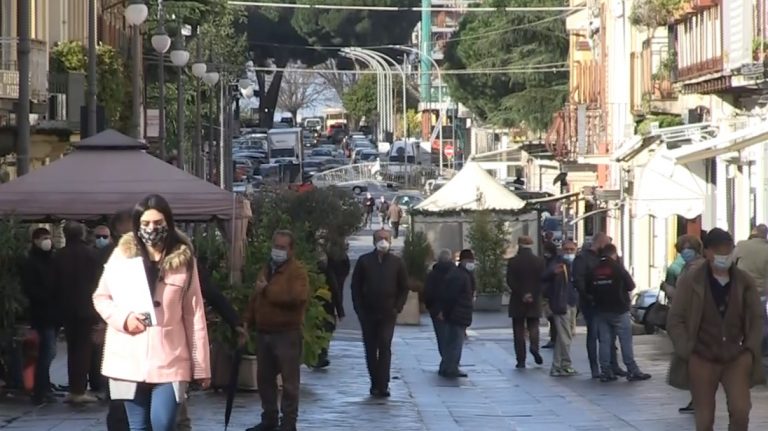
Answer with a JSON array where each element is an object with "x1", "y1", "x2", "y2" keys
[
  {"x1": 753, "y1": 38, "x2": 768, "y2": 61},
  {"x1": 468, "y1": 211, "x2": 510, "y2": 311},
  {"x1": 399, "y1": 229, "x2": 433, "y2": 324}
]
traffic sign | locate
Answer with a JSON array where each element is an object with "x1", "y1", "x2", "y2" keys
[{"x1": 444, "y1": 144, "x2": 454, "y2": 158}]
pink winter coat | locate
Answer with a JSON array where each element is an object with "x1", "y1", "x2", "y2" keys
[{"x1": 93, "y1": 233, "x2": 211, "y2": 384}]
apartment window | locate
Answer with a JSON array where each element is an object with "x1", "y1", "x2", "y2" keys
[{"x1": 0, "y1": 0, "x2": 10, "y2": 38}]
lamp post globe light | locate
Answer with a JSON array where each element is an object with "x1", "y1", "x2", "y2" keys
[
  {"x1": 170, "y1": 40, "x2": 190, "y2": 67},
  {"x1": 191, "y1": 62, "x2": 207, "y2": 78},
  {"x1": 125, "y1": 0, "x2": 148, "y2": 26},
  {"x1": 151, "y1": 29, "x2": 172, "y2": 54},
  {"x1": 203, "y1": 71, "x2": 219, "y2": 86}
]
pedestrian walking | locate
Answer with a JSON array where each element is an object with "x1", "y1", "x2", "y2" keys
[
  {"x1": 387, "y1": 201, "x2": 404, "y2": 239},
  {"x1": 667, "y1": 228, "x2": 765, "y2": 431},
  {"x1": 20, "y1": 227, "x2": 58, "y2": 405},
  {"x1": 363, "y1": 193, "x2": 376, "y2": 228},
  {"x1": 424, "y1": 249, "x2": 457, "y2": 373},
  {"x1": 572, "y1": 232, "x2": 625, "y2": 378},
  {"x1": 506, "y1": 236, "x2": 546, "y2": 368},
  {"x1": 664, "y1": 234, "x2": 705, "y2": 414},
  {"x1": 589, "y1": 244, "x2": 651, "y2": 382},
  {"x1": 378, "y1": 196, "x2": 390, "y2": 226},
  {"x1": 733, "y1": 224, "x2": 768, "y2": 294},
  {"x1": 542, "y1": 243, "x2": 559, "y2": 350},
  {"x1": 93, "y1": 194, "x2": 211, "y2": 431},
  {"x1": 53, "y1": 221, "x2": 102, "y2": 404},
  {"x1": 242, "y1": 230, "x2": 309, "y2": 431},
  {"x1": 315, "y1": 249, "x2": 345, "y2": 368},
  {"x1": 438, "y1": 249, "x2": 476, "y2": 378},
  {"x1": 351, "y1": 229, "x2": 409, "y2": 397},
  {"x1": 543, "y1": 241, "x2": 579, "y2": 377}
]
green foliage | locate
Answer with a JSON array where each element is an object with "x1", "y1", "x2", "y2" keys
[
  {"x1": 651, "y1": 51, "x2": 678, "y2": 81},
  {"x1": 50, "y1": 41, "x2": 129, "y2": 131},
  {"x1": 342, "y1": 74, "x2": 378, "y2": 126},
  {"x1": 468, "y1": 211, "x2": 510, "y2": 294},
  {"x1": 444, "y1": 0, "x2": 568, "y2": 132},
  {"x1": 629, "y1": 0, "x2": 683, "y2": 32},
  {"x1": 753, "y1": 38, "x2": 768, "y2": 54},
  {"x1": 0, "y1": 219, "x2": 28, "y2": 337},
  {"x1": 402, "y1": 230, "x2": 433, "y2": 284},
  {"x1": 635, "y1": 114, "x2": 684, "y2": 135},
  {"x1": 405, "y1": 109, "x2": 422, "y2": 139}
]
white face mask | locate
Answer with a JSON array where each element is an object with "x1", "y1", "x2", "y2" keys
[
  {"x1": 376, "y1": 239, "x2": 390, "y2": 253},
  {"x1": 712, "y1": 254, "x2": 733, "y2": 270},
  {"x1": 271, "y1": 248, "x2": 288, "y2": 264},
  {"x1": 37, "y1": 239, "x2": 52, "y2": 251},
  {"x1": 563, "y1": 254, "x2": 576, "y2": 263},
  {"x1": 464, "y1": 262, "x2": 476, "y2": 272}
]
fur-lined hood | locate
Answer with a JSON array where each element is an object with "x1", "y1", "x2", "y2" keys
[{"x1": 117, "y1": 229, "x2": 194, "y2": 272}]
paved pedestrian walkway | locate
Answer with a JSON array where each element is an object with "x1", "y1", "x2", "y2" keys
[{"x1": 4, "y1": 316, "x2": 768, "y2": 430}]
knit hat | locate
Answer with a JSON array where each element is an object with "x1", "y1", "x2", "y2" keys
[
  {"x1": 459, "y1": 249, "x2": 475, "y2": 261},
  {"x1": 703, "y1": 228, "x2": 733, "y2": 249}
]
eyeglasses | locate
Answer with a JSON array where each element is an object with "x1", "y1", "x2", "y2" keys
[{"x1": 95, "y1": 235, "x2": 110, "y2": 240}]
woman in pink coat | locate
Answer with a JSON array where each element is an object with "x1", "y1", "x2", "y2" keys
[{"x1": 93, "y1": 194, "x2": 210, "y2": 431}]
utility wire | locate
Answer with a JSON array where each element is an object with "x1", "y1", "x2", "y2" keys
[
  {"x1": 228, "y1": 1, "x2": 582, "y2": 12},
  {"x1": 246, "y1": 65, "x2": 568, "y2": 75}
]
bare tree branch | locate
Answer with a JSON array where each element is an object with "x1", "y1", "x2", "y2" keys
[
  {"x1": 315, "y1": 59, "x2": 359, "y2": 102},
  {"x1": 276, "y1": 62, "x2": 327, "y2": 120}
]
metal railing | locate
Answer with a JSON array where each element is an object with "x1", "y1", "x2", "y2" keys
[
  {"x1": 0, "y1": 37, "x2": 48, "y2": 102},
  {"x1": 312, "y1": 161, "x2": 444, "y2": 188}
]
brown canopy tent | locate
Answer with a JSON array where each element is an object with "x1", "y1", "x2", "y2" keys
[{"x1": 0, "y1": 129, "x2": 248, "y2": 221}]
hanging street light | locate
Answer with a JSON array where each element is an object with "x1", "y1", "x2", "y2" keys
[{"x1": 124, "y1": 0, "x2": 148, "y2": 26}]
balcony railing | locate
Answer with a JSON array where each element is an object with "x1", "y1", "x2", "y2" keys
[
  {"x1": 631, "y1": 46, "x2": 677, "y2": 112},
  {"x1": 0, "y1": 37, "x2": 48, "y2": 103},
  {"x1": 545, "y1": 104, "x2": 607, "y2": 161}
]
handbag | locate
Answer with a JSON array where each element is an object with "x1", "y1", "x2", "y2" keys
[{"x1": 644, "y1": 285, "x2": 669, "y2": 330}]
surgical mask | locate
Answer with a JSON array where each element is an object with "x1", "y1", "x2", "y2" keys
[
  {"x1": 37, "y1": 239, "x2": 52, "y2": 252},
  {"x1": 139, "y1": 225, "x2": 168, "y2": 247},
  {"x1": 712, "y1": 254, "x2": 733, "y2": 270},
  {"x1": 95, "y1": 237, "x2": 110, "y2": 249},
  {"x1": 563, "y1": 253, "x2": 576, "y2": 263},
  {"x1": 464, "y1": 262, "x2": 476, "y2": 272},
  {"x1": 271, "y1": 248, "x2": 288, "y2": 264},
  {"x1": 376, "y1": 240, "x2": 390, "y2": 253},
  {"x1": 680, "y1": 248, "x2": 697, "y2": 263}
]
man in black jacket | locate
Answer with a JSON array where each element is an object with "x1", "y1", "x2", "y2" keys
[
  {"x1": 572, "y1": 232, "x2": 624, "y2": 379},
  {"x1": 351, "y1": 229, "x2": 409, "y2": 397},
  {"x1": 424, "y1": 249, "x2": 457, "y2": 373},
  {"x1": 54, "y1": 221, "x2": 102, "y2": 404},
  {"x1": 590, "y1": 244, "x2": 651, "y2": 382},
  {"x1": 21, "y1": 227, "x2": 58, "y2": 405},
  {"x1": 507, "y1": 236, "x2": 547, "y2": 368},
  {"x1": 439, "y1": 249, "x2": 475, "y2": 378}
]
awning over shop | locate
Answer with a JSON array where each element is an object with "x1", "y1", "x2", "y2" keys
[
  {"x1": 633, "y1": 149, "x2": 706, "y2": 219},
  {"x1": 672, "y1": 122, "x2": 768, "y2": 164}
]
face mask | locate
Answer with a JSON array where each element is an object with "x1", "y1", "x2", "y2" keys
[
  {"x1": 464, "y1": 262, "x2": 476, "y2": 272},
  {"x1": 563, "y1": 253, "x2": 575, "y2": 263},
  {"x1": 681, "y1": 248, "x2": 697, "y2": 263},
  {"x1": 712, "y1": 254, "x2": 733, "y2": 270},
  {"x1": 138, "y1": 225, "x2": 168, "y2": 247},
  {"x1": 376, "y1": 240, "x2": 390, "y2": 253},
  {"x1": 37, "y1": 239, "x2": 52, "y2": 252},
  {"x1": 271, "y1": 248, "x2": 288, "y2": 264},
  {"x1": 95, "y1": 237, "x2": 110, "y2": 249}
]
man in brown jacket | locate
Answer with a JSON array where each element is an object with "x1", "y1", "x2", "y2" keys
[
  {"x1": 243, "y1": 230, "x2": 310, "y2": 431},
  {"x1": 667, "y1": 228, "x2": 765, "y2": 431},
  {"x1": 387, "y1": 201, "x2": 404, "y2": 239}
]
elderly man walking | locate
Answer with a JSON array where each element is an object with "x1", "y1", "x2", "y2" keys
[
  {"x1": 734, "y1": 224, "x2": 768, "y2": 294},
  {"x1": 507, "y1": 236, "x2": 546, "y2": 368},
  {"x1": 351, "y1": 229, "x2": 409, "y2": 397}
]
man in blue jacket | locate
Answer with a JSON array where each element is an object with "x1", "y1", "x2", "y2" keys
[{"x1": 543, "y1": 241, "x2": 579, "y2": 377}]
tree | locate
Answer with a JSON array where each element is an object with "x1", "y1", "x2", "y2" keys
[
  {"x1": 444, "y1": 0, "x2": 568, "y2": 132},
  {"x1": 277, "y1": 63, "x2": 327, "y2": 120},
  {"x1": 629, "y1": 0, "x2": 681, "y2": 40},
  {"x1": 315, "y1": 59, "x2": 359, "y2": 103},
  {"x1": 342, "y1": 74, "x2": 378, "y2": 128}
]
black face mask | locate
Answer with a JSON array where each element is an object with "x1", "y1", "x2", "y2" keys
[{"x1": 139, "y1": 225, "x2": 168, "y2": 247}]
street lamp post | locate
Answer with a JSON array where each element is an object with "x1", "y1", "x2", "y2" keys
[
  {"x1": 170, "y1": 33, "x2": 190, "y2": 170},
  {"x1": 125, "y1": 0, "x2": 148, "y2": 140},
  {"x1": 389, "y1": 45, "x2": 444, "y2": 175},
  {"x1": 356, "y1": 48, "x2": 407, "y2": 140},
  {"x1": 86, "y1": 0, "x2": 97, "y2": 137},
  {"x1": 202, "y1": 70, "x2": 220, "y2": 183},
  {"x1": 342, "y1": 49, "x2": 390, "y2": 143},
  {"x1": 191, "y1": 37, "x2": 207, "y2": 178},
  {"x1": 151, "y1": 0, "x2": 172, "y2": 160},
  {"x1": 16, "y1": 0, "x2": 30, "y2": 176}
]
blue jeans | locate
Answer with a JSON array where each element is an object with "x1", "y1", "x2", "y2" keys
[
  {"x1": 32, "y1": 326, "x2": 57, "y2": 398},
  {"x1": 582, "y1": 305, "x2": 619, "y2": 374},
  {"x1": 440, "y1": 323, "x2": 466, "y2": 375},
  {"x1": 124, "y1": 382, "x2": 179, "y2": 431},
  {"x1": 596, "y1": 312, "x2": 640, "y2": 375}
]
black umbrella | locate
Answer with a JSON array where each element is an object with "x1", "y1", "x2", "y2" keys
[{"x1": 224, "y1": 346, "x2": 244, "y2": 431}]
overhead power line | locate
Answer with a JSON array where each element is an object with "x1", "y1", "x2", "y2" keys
[
  {"x1": 247, "y1": 65, "x2": 568, "y2": 75},
  {"x1": 228, "y1": 1, "x2": 581, "y2": 12}
]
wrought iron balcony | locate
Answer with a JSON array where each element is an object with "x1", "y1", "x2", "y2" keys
[{"x1": 545, "y1": 104, "x2": 608, "y2": 162}]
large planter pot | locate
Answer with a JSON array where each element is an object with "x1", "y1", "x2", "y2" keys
[
  {"x1": 397, "y1": 291, "x2": 422, "y2": 325},
  {"x1": 238, "y1": 355, "x2": 282, "y2": 391},
  {"x1": 475, "y1": 293, "x2": 503, "y2": 312}
]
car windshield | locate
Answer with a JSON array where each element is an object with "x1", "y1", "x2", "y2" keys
[
  {"x1": 271, "y1": 148, "x2": 295, "y2": 158},
  {"x1": 311, "y1": 149, "x2": 332, "y2": 157},
  {"x1": 394, "y1": 195, "x2": 422, "y2": 208}
]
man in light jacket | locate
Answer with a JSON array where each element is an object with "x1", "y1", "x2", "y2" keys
[{"x1": 734, "y1": 224, "x2": 768, "y2": 295}]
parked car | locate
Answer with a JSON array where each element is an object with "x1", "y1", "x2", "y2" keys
[
  {"x1": 309, "y1": 148, "x2": 334, "y2": 160},
  {"x1": 631, "y1": 288, "x2": 666, "y2": 335}
]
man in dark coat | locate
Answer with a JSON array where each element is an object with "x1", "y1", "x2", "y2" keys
[
  {"x1": 506, "y1": 236, "x2": 546, "y2": 368},
  {"x1": 572, "y1": 232, "x2": 625, "y2": 378},
  {"x1": 21, "y1": 227, "x2": 58, "y2": 405},
  {"x1": 351, "y1": 229, "x2": 409, "y2": 397},
  {"x1": 424, "y1": 249, "x2": 457, "y2": 373},
  {"x1": 439, "y1": 249, "x2": 476, "y2": 378},
  {"x1": 53, "y1": 221, "x2": 102, "y2": 404},
  {"x1": 542, "y1": 240, "x2": 580, "y2": 377}
]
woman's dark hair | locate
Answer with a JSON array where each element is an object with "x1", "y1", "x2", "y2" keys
[
  {"x1": 132, "y1": 194, "x2": 182, "y2": 259},
  {"x1": 31, "y1": 227, "x2": 50, "y2": 240}
]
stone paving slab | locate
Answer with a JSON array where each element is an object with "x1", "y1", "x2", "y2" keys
[{"x1": 4, "y1": 320, "x2": 768, "y2": 430}]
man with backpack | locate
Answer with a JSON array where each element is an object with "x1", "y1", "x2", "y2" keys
[{"x1": 590, "y1": 244, "x2": 651, "y2": 382}]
